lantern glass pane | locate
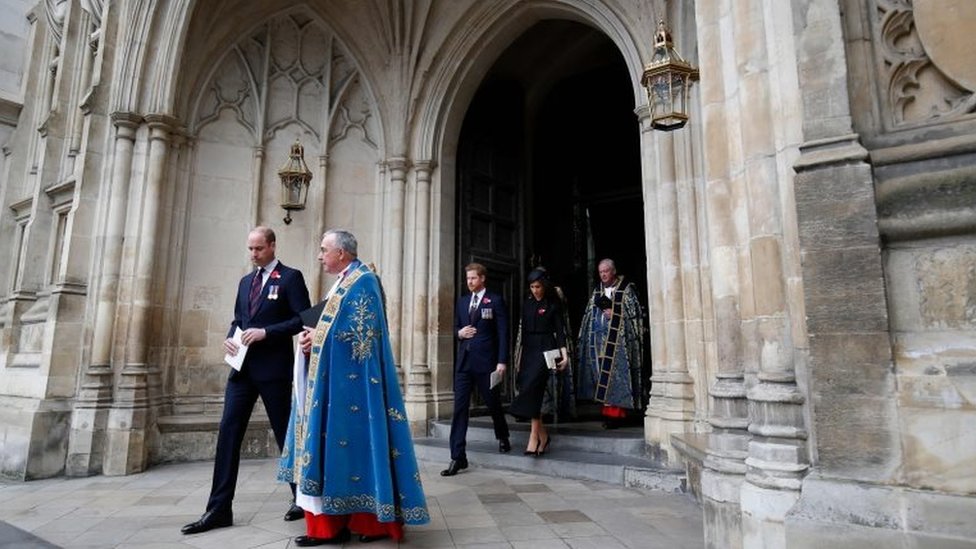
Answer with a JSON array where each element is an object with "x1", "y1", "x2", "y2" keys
[
  {"x1": 651, "y1": 73, "x2": 672, "y2": 117},
  {"x1": 672, "y1": 74, "x2": 686, "y2": 114}
]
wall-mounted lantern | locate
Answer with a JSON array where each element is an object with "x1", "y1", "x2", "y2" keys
[
  {"x1": 278, "y1": 139, "x2": 312, "y2": 224},
  {"x1": 640, "y1": 20, "x2": 700, "y2": 131}
]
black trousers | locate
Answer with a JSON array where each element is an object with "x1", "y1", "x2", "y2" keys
[
  {"x1": 448, "y1": 368, "x2": 509, "y2": 461},
  {"x1": 206, "y1": 374, "x2": 293, "y2": 513}
]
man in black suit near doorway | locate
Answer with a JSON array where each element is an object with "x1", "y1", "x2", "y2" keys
[
  {"x1": 441, "y1": 262, "x2": 512, "y2": 476},
  {"x1": 182, "y1": 226, "x2": 311, "y2": 535}
]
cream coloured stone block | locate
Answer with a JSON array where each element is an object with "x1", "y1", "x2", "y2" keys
[
  {"x1": 731, "y1": 0, "x2": 766, "y2": 64},
  {"x1": 915, "y1": 246, "x2": 976, "y2": 330},
  {"x1": 740, "y1": 481, "x2": 797, "y2": 549},
  {"x1": 744, "y1": 160, "x2": 779, "y2": 235},
  {"x1": 750, "y1": 236, "x2": 785, "y2": 316},
  {"x1": 901, "y1": 407, "x2": 976, "y2": 493},
  {"x1": 179, "y1": 309, "x2": 209, "y2": 348},
  {"x1": 738, "y1": 78, "x2": 774, "y2": 157},
  {"x1": 702, "y1": 107, "x2": 730, "y2": 182},
  {"x1": 736, "y1": 249, "x2": 757, "y2": 320},
  {"x1": 696, "y1": 23, "x2": 725, "y2": 105},
  {"x1": 897, "y1": 374, "x2": 971, "y2": 410},
  {"x1": 893, "y1": 331, "x2": 976, "y2": 384}
]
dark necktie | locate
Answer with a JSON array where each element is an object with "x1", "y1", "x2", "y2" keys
[
  {"x1": 248, "y1": 267, "x2": 264, "y2": 316},
  {"x1": 468, "y1": 294, "x2": 478, "y2": 320}
]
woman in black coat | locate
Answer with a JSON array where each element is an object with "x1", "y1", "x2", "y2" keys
[{"x1": 508, "y1": 268, "x2": 568, "y2": 456}]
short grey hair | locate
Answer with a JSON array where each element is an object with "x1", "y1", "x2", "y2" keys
[
  {"x1": 598, "y1": 258, "x2": 616, "y2": 272},
  {"x1": 324, "y1": 229, "x2": 358, "y2": 257}
]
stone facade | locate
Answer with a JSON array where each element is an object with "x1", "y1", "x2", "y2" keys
[{"x1": 0, "y1": 0, "x2": 973, "y2": 546}]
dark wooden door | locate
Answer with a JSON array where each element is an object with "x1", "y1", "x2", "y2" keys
[{"x1": 457, "y1": 81, "x2": 525, "y2": 405}]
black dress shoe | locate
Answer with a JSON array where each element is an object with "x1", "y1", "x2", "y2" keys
[
  {"x1": 499, "y1": 438, "x2": 511, "y2": 453},
  {"x1": 294, "y1": 528, "x2": 350, "y2": 546},
  {"x1": 359, "y1": 534, "x2": 390, "y2": 543},
  {"x1": 181, "y1": 509, "x2": 233, "y2": 534},
  {"x1": 440, "y1": 458, "x2": 468, "y2": 476},
  {"x1": 284, "y1": 502, "x2": 304, "y2": 521}
]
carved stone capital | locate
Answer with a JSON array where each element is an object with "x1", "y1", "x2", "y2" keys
[
  {"x1": 110, "y1": 112, "x2": 142, "y2": 137},
  {"x1": 413, "y1": 160, "x2": 435, "y2": 179},
  {"x1": 386, "y1": 157, "x2": 409, "y2": 180},
  {"x1": 144, "y1": 113, "x2": 180, "y2": 141}
]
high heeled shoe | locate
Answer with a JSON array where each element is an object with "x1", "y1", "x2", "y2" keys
[
  {"x1": 536, "y1": 435, "x2": 552, "y2": 457},
  {"x1": 523, "y1": 436, "x2": 540, "y2": 455}
]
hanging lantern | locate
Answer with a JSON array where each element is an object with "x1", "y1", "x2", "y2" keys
[
  {"x1": 277, "y1": 139, "x2": 312, "y2": 224},
  {"x1": 640, "y1": 20, "x2": 700, "y2": 131}
]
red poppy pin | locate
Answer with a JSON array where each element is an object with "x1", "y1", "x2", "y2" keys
[
  {"x1": 538, "y1": 308, "x2": 546, "y2": 315},
  {"x1": 270, "y1": 270, "x2": 281, "y2": 279},
  {"x1": 482, "y1": 297, "x2": 491, "y2": 304}
]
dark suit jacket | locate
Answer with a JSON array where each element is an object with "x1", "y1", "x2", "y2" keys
[
  {"x1": 454, "y1": 290, "x2": 509, "y2": 374},
  {"x1": 227, "y1": 262, "x2": 311, "y2": 382}
]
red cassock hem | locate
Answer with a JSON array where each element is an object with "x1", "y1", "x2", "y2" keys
[
  {"x1": 601, "y1": 405, "x2": 628, "y2": 418},
  {"x1": 305, "y1": 511, "x2": 404, "y2": 540}
]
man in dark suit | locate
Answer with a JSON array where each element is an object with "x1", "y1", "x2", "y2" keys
[
  {"x1": 441, "y1": 262, "x2": 511, "y2": 477},
  {"x1": 182, "y1": 226, "x2": 311, "y2": 535}
]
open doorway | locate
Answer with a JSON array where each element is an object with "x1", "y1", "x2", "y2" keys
[{"x1": 457, "y1": 20, "x2": 648, "y2": 416}]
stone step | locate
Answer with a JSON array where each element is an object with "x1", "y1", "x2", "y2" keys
[
  {"x1": 420, "y1": 417, "x2": 686, "y2": 492},
  {"x1": 429, "y1": 417, "x2": 648, "y2": 458}
]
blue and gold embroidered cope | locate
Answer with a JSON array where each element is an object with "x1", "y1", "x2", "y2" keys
[
  {"x1": 337, "y1": 295, "x2": 379, "y2": 362},
  {"x1": 278, "y1": 263, "x2": 429, "y2": 524}
]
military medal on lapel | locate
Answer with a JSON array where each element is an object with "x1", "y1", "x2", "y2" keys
[
  {"x1": 481, "y1": 296, "x2": 493, "y2": 319},
  {"x1": 267, "y1": 270, "x2": 281, "y2": 300}
]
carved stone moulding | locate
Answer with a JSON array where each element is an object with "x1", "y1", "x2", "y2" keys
[
  {"x1": 875, "y1": 0, "x2": 976, "y2": 133},
  {"x1": 872, "y1": 144, "x2": 976, "y2": 242},
  {"x1": 865, "y1": 1, "x2": 976, "y2": 241}
]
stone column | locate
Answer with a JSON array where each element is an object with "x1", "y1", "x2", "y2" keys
[
  {"x1": 66, "y1": 111, "x2": 140, "y2": 476},
  {"x1": 695, "y1": 0, "x2": 749, "y2": 436},
  {"x1": 641, "y1": 109, "x2": 697, "y2": 465},
  {"x1": 404, "y1": 160, "x2": 434, "y2": 435},
  {"x1": 249, "y1": 146, "x2": 264, "y2": 227},
  {"x1": 691, "y1": 1, "x2": 751, "y2": 546},
  {"x1": 312, "y1": 152, "x2": 328, "y2": 292},
  {"x1": 104, "y1": 114, "x2": 173, "y2": 475},
  {"x1": 782, "y1": 0, "x2": 900, "y2": 544},
  {"x1": 383, "y1": 158, "x2": 407, "y2": 385},
  {"x1": 732, "y1": 0, "x2": 809, "y2": 546}
]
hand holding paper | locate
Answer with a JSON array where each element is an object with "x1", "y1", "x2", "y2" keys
[
  {"x1": 543, "y1": 349, "x2": 561, "y2": 370},
  {"x1": 224, "y1": 327, "x2": 249, "y2": 371},
  {"x1": 489, "y1": 369, "x2": 503, "y2": 389}
]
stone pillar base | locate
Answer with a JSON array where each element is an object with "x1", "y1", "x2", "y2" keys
[
  {"x1": 740, "y1": 480, "x2": 799, "y2": 549},
  {"x1": 103, "y1": 407, "x2": 149, "y2": 476},
  {"x1": 65, "y1": 406, "x2": 109, "y2": 477},
  {"x1": 785, "y1": 473, "x2": 976, "y2": 547},
  {"x1": 405, "y1": 366, "x2": 434, "y2": 437},
  {"x1": 0, "y1": 396, "x2": 71, "y2": 480},
  {"x1": 703, "y1": 469, "x2": 745, "y2": 549}
]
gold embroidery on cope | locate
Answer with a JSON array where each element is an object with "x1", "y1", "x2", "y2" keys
[
  {"x1": 388, "y1": 408, "x2": 406, "y2": 421},
  {"x1": 337, "y1": 295, "x2": 379, "y2": 363},
  {"x1": 293, "y1": 267, "x2": 367, "y2": 488}
]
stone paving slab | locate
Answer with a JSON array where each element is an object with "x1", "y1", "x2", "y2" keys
[{"x1": 0, "y1": 458, "x2": 703, "y2": 548}]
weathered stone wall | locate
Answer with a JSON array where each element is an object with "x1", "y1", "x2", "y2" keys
[
  {"x1": 1, "y1": 0, "x2": 973, "y2": 545},
  {"x1": 842, "y1": 0, "x2": 976, "y2": 494},
  {"x1": 784, "y1": 0, "x2": 976, "y2": 545}
]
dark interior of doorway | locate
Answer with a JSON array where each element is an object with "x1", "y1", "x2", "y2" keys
[{"x1": 458, "y1": 20, "x2": 650, "y2": 420}]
